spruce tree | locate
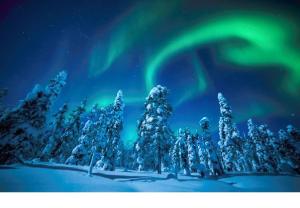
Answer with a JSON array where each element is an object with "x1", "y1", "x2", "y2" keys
[
  {"x1": 257, "y1": 125, "x2": 277, "y2": 173},
  {"x1": 185, "y1": 128, "x2": 200, "y2": 173},
  {"x1": 0, "y1": 71, "x2": 67, "y2": 164},
  {"x1": 98, "y1": 90, "x2": 124, "y2": 171},
  {"x1": 278, "y1": 129, "x2": 300, "y2": 173},
  {"x1": 66, "y1": 120, "x2": 99, "y2": 165},
  {"x1": 287, "y1": 125, "x2": 300, "y2": 142},
  {"x1": 135, "y1": 85, "x2": 173, "y2": 174},
  {"x1": 217, "y1": 93, "x2": 244, "y2": 172},
  {"x1": 246, "y1": 119, "x2": 261, "y2": 171},
  {"x1": 46, "y1": 100, "x2": 86, "y2": 163},
  {"x1": 177, "y1": 128, "x2": 191, "y2": 176},
  {"x1": 199, "y1": 117, "x2": 223, "y2": 176},
  {"x1": 171, "y1": 138, "x2": 181, "y2": 177},
  {"x1": 40, "y1": 103, "x2": 68, "y2": 161}
]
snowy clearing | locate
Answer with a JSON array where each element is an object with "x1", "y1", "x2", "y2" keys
[{"x1": 0, "y1": 164, "x2": 299, "y2": 192}]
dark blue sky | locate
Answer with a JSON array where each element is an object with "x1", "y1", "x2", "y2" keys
[{"x1": 1, "y1": 0, "x2": 299, "y2": 146}]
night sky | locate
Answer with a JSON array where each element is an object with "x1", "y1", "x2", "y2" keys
[{"x1": 1, "y1": 0, "x2": 300, "y2": 147}]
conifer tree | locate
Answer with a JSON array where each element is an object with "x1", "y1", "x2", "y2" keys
[
  {"x1": 46, "y1": 100, "x2": 86, "y2": 163},
  {"x1": 185, "y1": 129, "x2": 200, "y2": 173},
  {"x1": 286, "y1": 125, "x2": 300, "y2": 142},
  {"x1": 199, "y1": 117, "x2": 223, "y2": 176},
  {"x1": 217, "y1": 93, "x2": 244, "y2": 172},
  {"x1": 246, "y1": 119, "x2": 261, "y2": 171},
  {"x1": 98, "y1": 90, "x2": 124, "y2": 171},
  {"x1": 65, "y1": 120, "x2": 98, "y2": 165},
  {"x1": 257, "y1": 125, "x2": 277, "y2": 173},
  {"x1": 171, "y1": 138, "x2": 181, "y2": 177},
  {"x1": 135, "y1": 85, "x2": 173, "y2": 174},
  {"x1": 40, "y1": 103, "x2": 68, "y2": 161},
  {"x1": 174, "y1": 128, "x2": 191, "y2": 176},
  {"x1": 0, "y1": 71, "x2": 67, "y2": 164},
  {"x1": 278, "y1": 129, "x2": 300, "y2": 173}
]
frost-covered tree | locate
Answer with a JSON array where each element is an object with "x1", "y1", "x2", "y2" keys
[
  {"x1": 246, "y1": 119, "x2": 262, "y2": 172},
  {"x1": 47, "y1": 100, "x2": 86, "y2": 163},
  {"x1": 185, "y1": 128, "x2": 200, "y2": 173},
  {"x1": 265, "y1": 128, "x2": 280, "y2": 172},
  {"x1": 171, "y1": 138, "x2": 181, "y2": 177},
  {"x1": 199, "y1": 117, "x2": 223, "y2": 176},
  {"x1": 287, "y1": 125, "x2": 300, "y2": 142},
  {"x1": 65, "y1": 120, "x2": 97, "y2": 165},
  {"x1": 96, "y1": 90, "x2": 124, "y2": 171},
  {"x1": 89, "y1": 107, "x2": 109, "y2": 174},
  {"x1": 0, "y1": 71, "x2": 67, "y2": 164},
  {"x1": 217, "y1": 93, "x2": 244, "y2": 172},
  {"x1": 135, "y1": 85, "x2": 173, "y2": 174},
  {"x1": 172, "y1": 128, "x2": 191, "y2": 176},
  {"x1": 197, "y1": 132, "x2": 209, "y2": 175},
  {"x1": 247, "y1": 119, "x2": 277, "y2": 173},
  {"x1": 257, "y1": 125, "x2": 277, "y2": 173},
  {"x1": 278, "y1": 129, "x2": 300, "y2": 173},
  {"x1": 40, "y1": 103, "x2": 68, "y2": 161}
]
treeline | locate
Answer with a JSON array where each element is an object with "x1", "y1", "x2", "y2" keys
[{"x1": 0, "y1": 71, "x2": 299, "y2": 176}]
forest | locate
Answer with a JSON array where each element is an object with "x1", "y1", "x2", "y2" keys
[{"x1": 0, "y1": 71, "x2": 299, "y2": 177}]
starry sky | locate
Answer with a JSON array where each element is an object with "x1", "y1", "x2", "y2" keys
[{"x1": 0, "y1": 0, "x2": 300, "y2": 147}]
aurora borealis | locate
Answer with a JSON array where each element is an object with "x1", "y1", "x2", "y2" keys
[{"x1": 0, "y1": 0, "x2": 299, "y2": 147}]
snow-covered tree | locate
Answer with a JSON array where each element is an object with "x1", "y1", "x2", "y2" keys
[
  {"x1": 171, "y1": 138, "x2": 181, "y2": 177},
  {"x1": 172, "y1": 128, "x2": 191, "y2": 176},
  {"x1": 278, "y1": 129, "x2": 300, "y2": 173},
  {"x1": 247, "y1": 119, "x2": 277, "y2": 173},
  {"x1": 217, "y1": 92, "x2": 244, "y2": 172},
  {"x1": 257, "y1": 125, "x2": 277, "y2": 173},
  {"x1": 0, "y1": 71, "x2": 67, "y2": 164},
  {"x1": 287, "y1": 125, "x2": 300, "y2": 142},
  {"x1": 246, "y1": 119, "x2": 262, "y2": 172},
  {"x1": 185, "y1": 128, "x2": 200, "y2": 173},
  {"x1": 46, "y1": 99, "x2": 86, "y2": 163},
  {"x1": 96, "y1": 90, "x2": 124, "y2": 171},
  {"x1": 199, "y1": 117, "x2": 223, "y2": 176},
  {"x1": 40, "y1": 103, "x2": 68, "y2": 161},
  {"x1": 135, "y1": 85, "x2": 173, "y2": 174},
  {"x1": 65, "y1": 120, "x2": 98, "y2": 165}
]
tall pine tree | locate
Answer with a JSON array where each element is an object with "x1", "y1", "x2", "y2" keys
[
  {"x1": 217, "y1": 93, "x2": 244, "y2": 172},
  {"x1": 135, "y1": 85, "x2": 173, "y2": 174}
]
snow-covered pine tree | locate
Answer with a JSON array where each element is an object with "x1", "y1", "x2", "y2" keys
[
  {"x1": 257, "y1": 125, "x2": 277, "y2": 173},
  {"x1": 0, "y1": 71, "x2": 67, "y2": 164},
  {"x1": 47, "y1": 99, "x2": 86, "y2": 163},
  {"x1": 65, "y1": 120, "x2": 97, "y2": 165},
  {"x1": 265, "y1": 128, "x2": 280, "y2": 172},
  {"x1": 40, "y1": 103, "x2": 68, "y2": 161},
  {"x1": 171, "y1": 138, "x2": 181, "y2": 177},
  {"x1": 197, "y1": 132, "x2": 209, "y2": 176},
  {"x1": 217, "y1": 92, "x2": 244, "y2": 172},
  {"x1": 246, "y1": 119, "x2": 262, "y2": 172},
  {"x1": 89, "y1": 107, "x2": 109, "y2": 174},
  {"x1": 199, "y1": 117, "x2": 223, "y2": 176},
  {"x1": 287, "y1": 125, "x2": 300, "y2": 142},
  {"x1": 278, "y1": 129, "x2": 300, "y2": 173},
  {"x1": 135, "y1": 85, "x2": 173, "y2": 174},
  {"x1": 172, "y1": 129, "x2": 191, "y2": 175},
  {"x1": 185, "y1": 128, "x2": 200, "y2": 173},
  {"x1": 97, "y1": 90, "x2": 124, "y2": 171}
]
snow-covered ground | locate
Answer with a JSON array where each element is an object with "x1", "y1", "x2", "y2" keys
[{"x1": 0, "y1": 164, "x2": 299, "y2": 192}]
